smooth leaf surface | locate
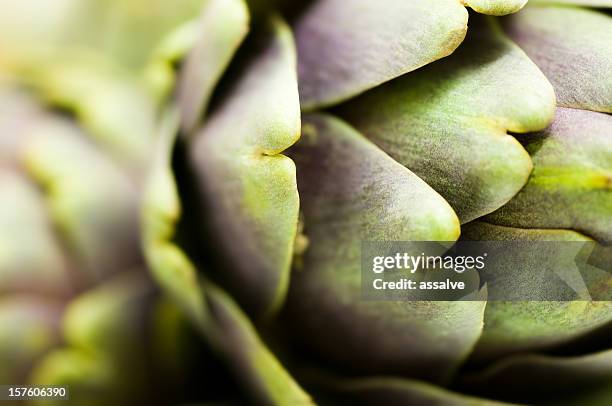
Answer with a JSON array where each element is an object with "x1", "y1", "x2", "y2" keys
[
  {"x1": 18, "y1": 55, "x2": 156, "y2": 165},
  {"x1": 462, "y1": 222, "x2": 612, "y2": 360},
  {"x1": 464, "y1": 0, "x2": 528, "y2": 15},
  {"x1": 0, "y1": 297, "x2": 62, "y2": 385},
  {"x1": 178, "y1": 0, "x2": 249, "y2": 134},
  {"x1": 503, "y1": 5, "x2": 612, "y2": 113},
  {"x1": 30, "y1": 272, "x2": 155, "y2": 405},
  {"x1": 339, "y1": 16, "x2": 555, "y2": 223},
  {"x1": 189, "y1": 15, "x2": 300, "y2": 317},
  {"x1": 203, "y1": 283, "x2": 313, "y2": 405},
  {"x1": 143, "y1": 108, "x2": 209, "y2": 328},
  {"x1": 0, "y1": 92, "x2": 73, "y2": 295},
  {"x1": 293, "y1": 0, "x2": 469, "y2": 109},
  {"x1": 294, "y1": 0, "x2": 536, "y2": 109},
  {"x1": 144, "y1": 21, "x2": 200, "y2": 105},
  {"x1": 60, "y1": 0, "x2": 204, "y2": 71},
  {"x1": 0, "y1": 0, "x2": 76, "y2": 64},
  {"x1": 286, "y1": 114, "x2": 485, "y2": 383},
  {"x1": 486, "y1": 107, "x2": 612, "y2": 243},
  {"x1": 0, "y1": 0, "x2": 204, "y2": 91},
  {"x1": 530, "y1": 0, "x2": 612, "y2": 8},
  {"x1": 22, "y1": 117, "x2": 140, "y2": 282},
  {"x1": 0, "y1": 170, "x2": 68, "y2": 296}
]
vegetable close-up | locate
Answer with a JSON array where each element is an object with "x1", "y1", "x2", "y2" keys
[{"x1": 0, "y1": 0, "x2": 610, "y2": 405}]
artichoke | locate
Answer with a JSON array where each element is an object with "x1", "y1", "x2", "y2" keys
[{"x1": 1, "y1": 0, "x2": 610, "y2": 405}]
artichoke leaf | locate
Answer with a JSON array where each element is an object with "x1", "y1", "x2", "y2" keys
[
  {"x1": 61, "y1": 0, "x2": 204, "y2": 71},
  {"x1": 463, "y1": 0, "x2": 528, "y2": 15},
  {"x1": 0, "y1": 171, "x2": 69, "y2": 295},
  {"x1": 338, "y1": 16, "x2": 555, "y2": 223},
  {"x1": 189, "y1": 15, "x2": 301, "y2": 318},
  {"x1": 0, "y1": 0, "x2": 204, "y2": 73},
  {"x1": 16, "y1": 55, "x2": 156, "y2": 166},
  {"x1": 294, "y1": 0, "x2": 532, "y2": 109},
  {"x1": 486, "y1": 107, "x2": 612, "y2": 243},
  {"x1": 530, "y1": 0, "x2": 612, "y2": 5},
  {"x1": 178, "y1": 0, "x2": 249, "y2": 134},
  {"x1": 0, "y1": 297, "x2": 62, "y2": 385},
  {"x1": 143, "y1": 108, "x2": 209, "y2": 328},
  {"x1": 462, "y1": 222, "x2": 612, "y2": 360},
  {"x1": 203, "y1": 282, "x2": 313, "y2": 405},
  {"x1": 144, "y1": 21, "x2": 201, "y2": 105},
  {"x1": 294, "y1": 0, "x2": 469, "y2": 109},
  {"x1": 143, "y1": 112, "x2": 312, "y2": 405},
  {"x1": 29, "y1": 272, "x2": 155, "y2": 405},
  {"x1": 503, "y1": 5, "x2": 612, "y2": 114},
  {"x1": 22, "y1": 116, "x2": 140, "y2": 283},
  {"x1": 286, "y1": 113, "x2": 485, "y2": 383}
]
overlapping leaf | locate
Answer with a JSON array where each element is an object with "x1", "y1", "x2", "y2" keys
[
  {"x1": 486, "y1": 107, "x2": 612, "y2": 242},
  {"x1": 464, "y1": 0, "x2": 528, "y2": 15},
  {"x1": 503, "y1": 5, "x2": 612, "y2": 113},
  {"x1": 143, "y1": 111, "x2": 313, "y2": 406},
  {"x1": 30, "y1": 273, "x2": 160, "y2": 405},
  {"x1": 188, "y1": 15, "x2": 301, "y2": 317},
  {"x1": 463, "y1": 222, "x2": 612, "y2": 359},
  {"x1": 177, "y1": 0, "x2": 249, "y2": 134},
  {"x1": 286, "y1": 113, "x2": 485, "y2": 382},
  {"x1": 0, "y1": 298, "x2": 62, "y2": 385},
  {"x1": 294, "y1": 0, "x2": 531, "y2": 109},
  {"x1": 338, "y1": 16, "x2": 555, "y2": 223},
  {"x1": 142, "y1": 16, "x2": 312, "y2": 401},
  {"x1": 481, "y1": 6, "x2": 612, "y2": 244}
]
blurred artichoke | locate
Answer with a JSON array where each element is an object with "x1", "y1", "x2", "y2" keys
[
  {"x1": 0, "y1": 0, "x2": 610, "y2": 405},
  {"x1": 0, "y1": 0, "x2": 213, "y2": 404}
]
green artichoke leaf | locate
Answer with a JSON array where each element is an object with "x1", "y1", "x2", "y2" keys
[
  {"x1": 0, "y1": 297, "x2": 62, "y2": 385},
  {"x1": 143, "y1": 112, "x2": 312, "y2": 405},
  {"x1": 22, "y1": 116, "x2": 140, "y2": 283},
  {"x1": 338, "y1": 16, "x2": 555, "y2": 223},
  {"x1": 530, "y1": 0, "x2": 612, "y2": 9},
  {"x1": 16, "y1": 55, "x2": 156, "y2": 166},
  {"x1": 59, "y1": 272, "x2": 153, "y2": 359},
  {"x1": 61, "y1": 0, "x2": 204, "y2": 72},
  {"x1": 502, "y1": 5, "x2": 612, "y2": 114},
  {"x1": 0, "y1": 0, "x2": 204, "y2": 74},
  {"x1": 463, "y1": 0, "x2": 528, "y2": 15},
  {"x1": 486, "y1": 107, "x2": 612, "y2": 243},
  {"x1": 178, "y1": 0, "x2": 249, "y2": 134},
  {"x1": 0, "y1": 171, "x2": 69, "y2": 295},
  {"x1": 189, "y1": 15, "x2": 301, "y2": 318},
  {"x1": 203, "y1": 282, "x2": 314, "y2": 405},
  {"x1": 144, "y1": 21, "x2": 201, "y2": 105},
  {"x1": 462, "y1": 222, "x2": 612, "y2": 360},
  {"x1": 286, "y1": 113, "x2": 485, "y2": 383},
  {"x1": 143, "y1": 108, "x2": 209, "y2": 328},
  {"x1": 461, "y1": 349, "x2": 612, "y2": 405},
  {"x1": 29, "y1": 272, "x2": 155, "y2": 405},
  {"x1": 0, "y1": 0, "x2": 76, "y2": 64},
  {"x1": 301, "y1": 372, "x2": 512, "y2": 406},
  {"x1": 294, "y1": 0, "x2": 533, "y2": 109},
  {"x1": 30, "y1": 349, "x2": 114, "y2": 406}
]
